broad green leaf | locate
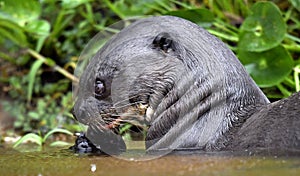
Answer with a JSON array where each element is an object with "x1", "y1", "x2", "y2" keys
[
  {"x1": 0, "y1": 0, "x2": 41, "y2": 26},
  {"x1": 238, "y1": 45, "x2": 294, "y2": 87},
  {"x1": 25, "y1": 20, "x2": 51, "y2": 51},
  {"x1": 13, "y1": 133, "x2": 42, "y2": 148},
  {"x1": 25, "y1": 20, "x2": 51, "y2": 37},
  {"x1": 165, "y1": 8, "x2": 214, "y2": 28},
  {"x1": 27, "y1": 59, "x2": 44, "y2": 103},
  {"x1": 238, "y1": 2, "x2": 286, "y2": 52}
]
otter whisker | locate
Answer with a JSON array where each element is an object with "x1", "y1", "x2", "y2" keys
[
  {"x1": 102, "y1": 112, "x2": 146, "y2": 123},
  {"x1": 112, "y1": 102, "x2": 147, "y2": 112},
  {"x1": 102, "y1": 113, "x2": 141, "y2": 117},
  {"x1": 112, "y1": 93, "x2": 150, "y2": 107},
  {"x1": 111, "y1": 95, "x2": 138, "y2": 107},
  {"x1": 112, "y1": 93, "x2": 152, "y2": 108}
]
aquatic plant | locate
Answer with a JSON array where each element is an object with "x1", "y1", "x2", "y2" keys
[{"x1": 13, "y1": 128, "x2": 73, "y2": 148}]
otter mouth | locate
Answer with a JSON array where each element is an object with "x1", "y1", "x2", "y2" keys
[
  {"x1": 73, "y1": 101, "x2": 153, "y2": 155},
  {"x1": 100, "y1": 104, "x2": 151, "y2": 130},
  {"x1": 101, "y1": 102, "x2": 152, "y2": 135}
]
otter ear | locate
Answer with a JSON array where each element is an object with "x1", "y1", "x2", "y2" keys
[{"x1": 152, "y1": 32, "x2": 174, "y2": 53}]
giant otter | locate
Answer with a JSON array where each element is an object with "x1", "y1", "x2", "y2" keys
[{"x1": 73, "y1": 16, "x2": 299, "y2": 155}]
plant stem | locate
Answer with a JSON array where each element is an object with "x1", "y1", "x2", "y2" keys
[
  {"x1": 283, "y1": 77, "x2": 295, "y2": 88},
  {"x1": 27, "y1": 49, "x2": 79, "y2": 83},
  {"x1": 282, "y1": 44, "x2": 300, "y2": 52},
  {"x1": 155, "y1": 0, "x2": 173, "y2": 11},
  {"x1": 286, "y1": 33, "x2": 300, "y2": 43},
  {"x1": 103, "y1": 0, "x2": 126, "y2": 20},
  {"x1": 207, "y1": 29, "x2": 239, "y2": 42},
  {"x1": 213, "y1": 20, "x2": 239, "y2": 34},
  {"x1": 277, "y1": 83, "x2": 291, "y2": 97},
  {"x1": 170, "y1": 0, "x2": 193, "y2": 9},
  {"x1": 294, "y1": 65, "x2": 300, "y2": 92}
]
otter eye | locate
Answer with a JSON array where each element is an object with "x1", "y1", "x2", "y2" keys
[{"x1": 94, "y1": 79, "x2": 105, "y2": 97}]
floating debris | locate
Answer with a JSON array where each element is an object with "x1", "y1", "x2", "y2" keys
[{"x1": 90, "y1": 164, "x2": 96, "y2": 172}]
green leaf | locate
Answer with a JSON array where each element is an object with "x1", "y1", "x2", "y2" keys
[
  {"x1": 165, "y1": 8, "x2": 214, "y2": 28},
  {"x1": 238, "y1": 45, "x2": 294, "y2": 87},
  {"x1": 25, "y1": 20, "x2": 51, "y2": 37},
  {"x1": 35, "y1": 36, "x2": 47, "y2": 52},
  {"x1": 43, "y1": 128, "x2": 73, "y2": 143},
  {"x1": 0, "y1": 19, "x2": 28, "y2": 46},
  {"x1": 13, "y1": 133, "x2": 42, "y2": 148},
  {"x1": 37, "y1": 98, "x2": 47, "y2": 109},
  {"x1": 14, "y1": 120, "x2": 23, "y2": 128},
  {"x1": 16, "y1": 55, "x2": 30, "y2": 65},
  {"x1": 289, "y1": 0, "x2": 300, "y2": 12},
  {"x1": 0, "y1": 0, "x2": 41, "y2": 26},
  {"x1": 61, "y1": 0, "x2": 90, "y2": 9},
  {"x1": 119, "y1": 124, "x2": 133, "y2": 134},
  {"x1": 238, "y1": 2, "x2": 286, "y2": 52},
  {"x1": 28, "y1": 111, "x2": 40, "y2": 120},
  {"x1": 27, "y1": 59, "x2": 44, "y2": 103},
  {"x1": 50, "y1": 141, "x2": 72, "y2": 147}
]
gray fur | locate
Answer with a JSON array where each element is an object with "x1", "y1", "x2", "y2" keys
[
  {"x1": 228, "y1": 92, "x2": 300, "y2": 151},
  {"x1": 74, "y1": 16, "x2": 299, "y2": 154}
]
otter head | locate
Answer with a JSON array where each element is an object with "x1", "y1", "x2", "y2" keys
[{"x1": 73, "y1": 16, "x2": 269, "y2": 154}]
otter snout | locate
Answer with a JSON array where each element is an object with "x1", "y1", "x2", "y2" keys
[{"x1": 73, "y1": 96, "x2": 112, "y2": 125}]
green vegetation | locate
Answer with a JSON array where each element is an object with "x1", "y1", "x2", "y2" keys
[
  {"x1": 13, "y1": 128, "x2": 73, "y2": 149},
  {"x1": 0, "y1": 0, "x2": 299, "y2": 143}
]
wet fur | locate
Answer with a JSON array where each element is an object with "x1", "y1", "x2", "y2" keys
[{"x1": 74, "y1": 16, "x2": 299, "y2": 154}]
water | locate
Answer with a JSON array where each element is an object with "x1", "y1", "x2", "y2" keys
[{"x1": 0, "y1": 144, "x2": 299, "y2": 176}]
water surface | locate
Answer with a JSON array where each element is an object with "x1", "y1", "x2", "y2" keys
[{"x1": 1, "y1": 144, "x2": 299, "y2": 176}]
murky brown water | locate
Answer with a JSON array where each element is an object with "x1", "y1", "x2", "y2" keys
[{"x1": 0, "y1": 144, "x2": 299, "y2": 176}]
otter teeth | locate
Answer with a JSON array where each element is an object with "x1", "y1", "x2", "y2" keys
[{"x1": 145, "y1": 106, "x2": 154, "y2": 122}]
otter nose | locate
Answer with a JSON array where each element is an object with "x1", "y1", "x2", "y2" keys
[
  {"x1": 73, "y1": 96, "x2": 113, "y2": 125},
  {"x1": 73, "y1": 97, "x2": 98, "y2": 125}
]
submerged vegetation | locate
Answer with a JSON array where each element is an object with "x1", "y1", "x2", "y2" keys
[{"x1": 0, "y1": 0, "x2": 299, "y2": 145}]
